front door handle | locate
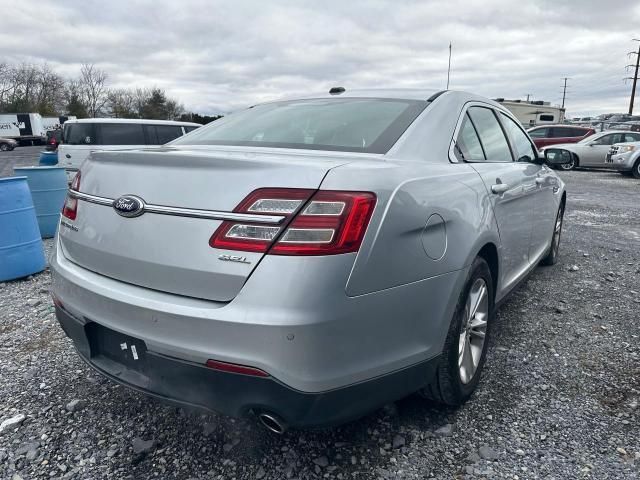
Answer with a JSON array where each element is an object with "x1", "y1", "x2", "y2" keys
[{"x1": 491, "y1": 183, "x2": 510, "y2": 194}]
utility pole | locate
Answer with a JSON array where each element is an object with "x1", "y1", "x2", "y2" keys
[
  {"x1": 525, "y1": 93, "x2": 532, "y2": 102},
  {"x1": 626, "y1": 39, "x2": 640, "y2": 115},
  {"x1": 561, "y1": 77, "x2": 569, "y2": 109},
  {"x1": 446, "y1": 42, "x2": 452, "y2": 89}
]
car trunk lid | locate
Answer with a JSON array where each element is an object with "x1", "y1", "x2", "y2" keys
[{"x1": 58, "y1": 146, "x2": 351, "y2": 301}]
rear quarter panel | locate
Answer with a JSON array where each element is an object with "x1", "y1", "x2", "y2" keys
[{"x1": 320, "y1": 160, "x2": 500, "y2": 296}]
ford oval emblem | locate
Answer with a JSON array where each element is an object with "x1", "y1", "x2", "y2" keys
[{"x1": 113, "y1": 195, "x2": 145, "y2": 218}]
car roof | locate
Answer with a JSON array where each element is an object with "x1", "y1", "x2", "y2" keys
[
  {"x1": 265, "y1": 88, "x2": 445, "y2": 104},
  {"x1": 64, "y1": 118, "x2": 201, "y2": 127},
  {"x1": 528, "y1": 124, "x2": 591, "y2": 129}
]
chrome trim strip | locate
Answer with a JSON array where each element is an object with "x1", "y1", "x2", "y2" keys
[
  {"x1": 69, "y1": 190, "x2": 113, "y2": 206},
  {"x1": 68, "y1": 190, "x2": 286, "y2": 224}
]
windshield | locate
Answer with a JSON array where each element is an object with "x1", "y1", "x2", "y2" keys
[
  {"x1": 577, "y1": 132, "x2": 604, "y2": 144},
  {"x1": 170, "y1": 98, "x2": 428, "y2": 154}
]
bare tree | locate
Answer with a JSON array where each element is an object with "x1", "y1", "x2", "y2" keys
[
  {"x1": 80, "y1": 63, "x2": 108, "y2": 117},
  {"x1": 106, "y1": 88, "x2": 137, "y2": 118}
]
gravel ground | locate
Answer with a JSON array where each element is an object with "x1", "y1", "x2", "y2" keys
[
  {"x1": 1, "y1": 159, "x2": 639, "y2": 479},
  {"x1": 0, "y1": 146, "x2": 43, "y2": 177}
]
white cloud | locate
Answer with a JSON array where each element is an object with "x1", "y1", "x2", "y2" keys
[{"x1": 2, "y1": 0, "x2": 639, "y2": 116}]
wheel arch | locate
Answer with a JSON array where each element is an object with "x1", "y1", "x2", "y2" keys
[{"x1": 476, "y1": 242, "x2": 499, "y2": 301}]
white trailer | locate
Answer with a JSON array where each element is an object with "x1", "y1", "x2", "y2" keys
[
  {"x1": 0, "y1": 113, "x2": 46, "y2": 145},
  {"x1": 493, "y1": 99, "x2": 565, "y2": 127},
  {"x1": 41, "y1": 115, "x2": 77, "y2": 132}
]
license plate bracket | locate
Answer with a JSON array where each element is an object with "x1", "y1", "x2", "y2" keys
[{"x1": 85, "y1": 322, "x2": 148, "y2": 370}]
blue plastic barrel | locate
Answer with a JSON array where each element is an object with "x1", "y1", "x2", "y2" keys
[
  {"x1": 0, "y1": 177, "x2": 46, "y2": 281},
  {"x1": 13, "y1": 166, "x2": 67, "y2": 238},
  {"x1": 39, "y1": 151, "x2": 59, "y2": 166}
]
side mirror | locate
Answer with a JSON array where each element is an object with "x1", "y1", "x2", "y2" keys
[{"x1": 543, "y1": 148, "x2": 573, "y2": 166}]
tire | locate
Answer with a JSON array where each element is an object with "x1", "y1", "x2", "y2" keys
[
  {"x1": 0, "y1": 143, "x2": 9, "y2": 152},
  {"x1": 421, "y1": 257, "x2": 494, "y2": 406},
  {"x1": 541, "y1": 202, "x2": 565, "y2": 266},
  {"x1": 558, "y1": 154, "x2": 577, "y2": 171},
  {"x1": 632, "y1": 159, "x2": 640, "y2": 179}
]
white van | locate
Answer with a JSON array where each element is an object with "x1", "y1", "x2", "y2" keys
[{"x1": 59, "y1": 118, "x2": 201, "y2": 181}]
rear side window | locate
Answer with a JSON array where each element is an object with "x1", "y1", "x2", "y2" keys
[
  {"x1": 171, "y1": 98, "x2": 428, "y2": 154},
  {"x1": 500, "y1": 113, "x2": 537, "y2": 162},
  {"x1": 184, "y1": 126, "x2": 200, "y2": 133},
  {"x1": 64, "y1": 124, "x2": 97, "y2": 145},
  {"x1": 624, "y1": 133, "x2": 640, "y2": 142},
  {"x1": 550, "y1": 127, "x2": 571, "y2": 138},
  {"x1": 155, "y1": 125, "x2": 184, "y2": 144},
  {"x1": 467, "y1": 107, "x2": 513, "y2": 162},
  {"x1": 539, "y1": 114, "x2": 555, "y2": 122},
  {"x1": 99, "y1": 124, "x2": 145, "y2": 145},
  {"x1": 454, "y1": 114, "x2": 485, "y2": 161}
]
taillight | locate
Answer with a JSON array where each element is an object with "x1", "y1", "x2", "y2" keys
[
  {"x1": 62, "y1": 172, "x2": 81, "y2": 220},
  {"x1": 209, "y1": 188, "x2": 376, "y2": 256}
]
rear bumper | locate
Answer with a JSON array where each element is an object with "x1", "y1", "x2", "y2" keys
[{"x1": 55, "y1": 305, "x2": 439, "y2": 427}]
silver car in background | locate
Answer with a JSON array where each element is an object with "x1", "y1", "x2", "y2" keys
[
  {"x1": 51, "y1": 89, "x2": 567, "y2": 432},
  {"x1": 540, "y1": 130, "x2": 640, "y2": 170},
  {"x1": 608, "y1": 141, "x2": 640, "y2": 178}
]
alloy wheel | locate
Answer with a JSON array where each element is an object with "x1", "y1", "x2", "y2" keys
[
  {"x1": 559, "y1": 158, "x2": 575, "y2": 170},
  {"x1": 458, "y1": 278, "x2": 488, "y2": 384}
]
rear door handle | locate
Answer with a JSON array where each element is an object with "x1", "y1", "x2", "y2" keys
[{"x1": 491, "y1": 183, "x2": 510, "y2": 194}]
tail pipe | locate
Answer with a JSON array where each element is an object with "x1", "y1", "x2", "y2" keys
[{"x1": 256, "y1": 411, "x2": 287, "y2": 434}]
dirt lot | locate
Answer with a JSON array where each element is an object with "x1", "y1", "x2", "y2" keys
[{"x1": 0, "y1": 148, "x2": 638, "y2": 479}]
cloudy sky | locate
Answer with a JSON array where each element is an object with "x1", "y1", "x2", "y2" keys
[{"x1": 3, "y1": 0, "x2": 640, "y2": 116}]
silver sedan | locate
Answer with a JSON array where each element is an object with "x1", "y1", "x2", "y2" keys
[
  {"x1": 541, "y1": 130, "x2": 640, "y2": 170},
  {"x1": 51, "y1": 89, "x2": 567, "y2": 431}
]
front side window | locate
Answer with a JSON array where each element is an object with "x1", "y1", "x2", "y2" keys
[
  {"x1": 64, "y1": 124, "x2": 96, "y2": 145},
  {"x1": 500, "y1": 113, "x2": 537, "y2": 162},
  {"x1": 99, "y1": 124, "x2": 145, "y2": 145},
  {"x1": 171, "y1": 98, "x2": 428, "y2": 154},
  {"x1": 467, "y1": 107, "x2": 513, "y2": 162}
]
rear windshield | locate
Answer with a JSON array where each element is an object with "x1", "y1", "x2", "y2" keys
[{"x1": 171, "y1": 98, "x2": 428, "y2": 154}]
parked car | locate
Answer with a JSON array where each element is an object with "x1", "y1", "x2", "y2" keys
[
  {"x1": 607, "y1": 141, "x2": 640, "y2": 178},
  {"x1": 59, "y1": 118, "x2": 201, "y2": 182},
  {"x1": 51, "y1": 89, "x2": 568, "y2": 431},
  {"x1": 0, "y1": 137, "x2": 18, "y2": 151},
  {"x1": 45, "y1": 128, "x2": 63, "y2": 151},
  {"x1": 539, "y1": 130, "x2": 640, "y2": 170},
  {"x1": 527, "y1": 125, "x2": 596, "y2": 149}
]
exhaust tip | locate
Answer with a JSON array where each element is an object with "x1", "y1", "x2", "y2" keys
[{"x1": 257, "y1": 412, "x2": 287, "y2": 434}]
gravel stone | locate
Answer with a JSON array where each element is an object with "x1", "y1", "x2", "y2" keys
[
  {"x1": 478, "y1": 445, "x2": 499, "y2": 461},
  {"x1": 65, "y1": 399, "x2": 86, "y2": 412},
  {"x1": 435, "y1": 423, "x2": 455, "y2": 436},
  {"x1": 313, "y1": 455, "x2": 329, "y2": 467},
  {"x1": 131, "y1": 437, "x2": 155, "y2": 455},
  {"x1": 0, "y1": 414, "x2": 26, "y2": 432}
]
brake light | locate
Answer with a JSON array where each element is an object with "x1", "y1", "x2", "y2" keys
[
  {"x1": 62, "y1": 172, "x2": 81, "y2": 220},
  {"x1": 209, "y1": 188, "x2": 376, "y2": 256}
]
